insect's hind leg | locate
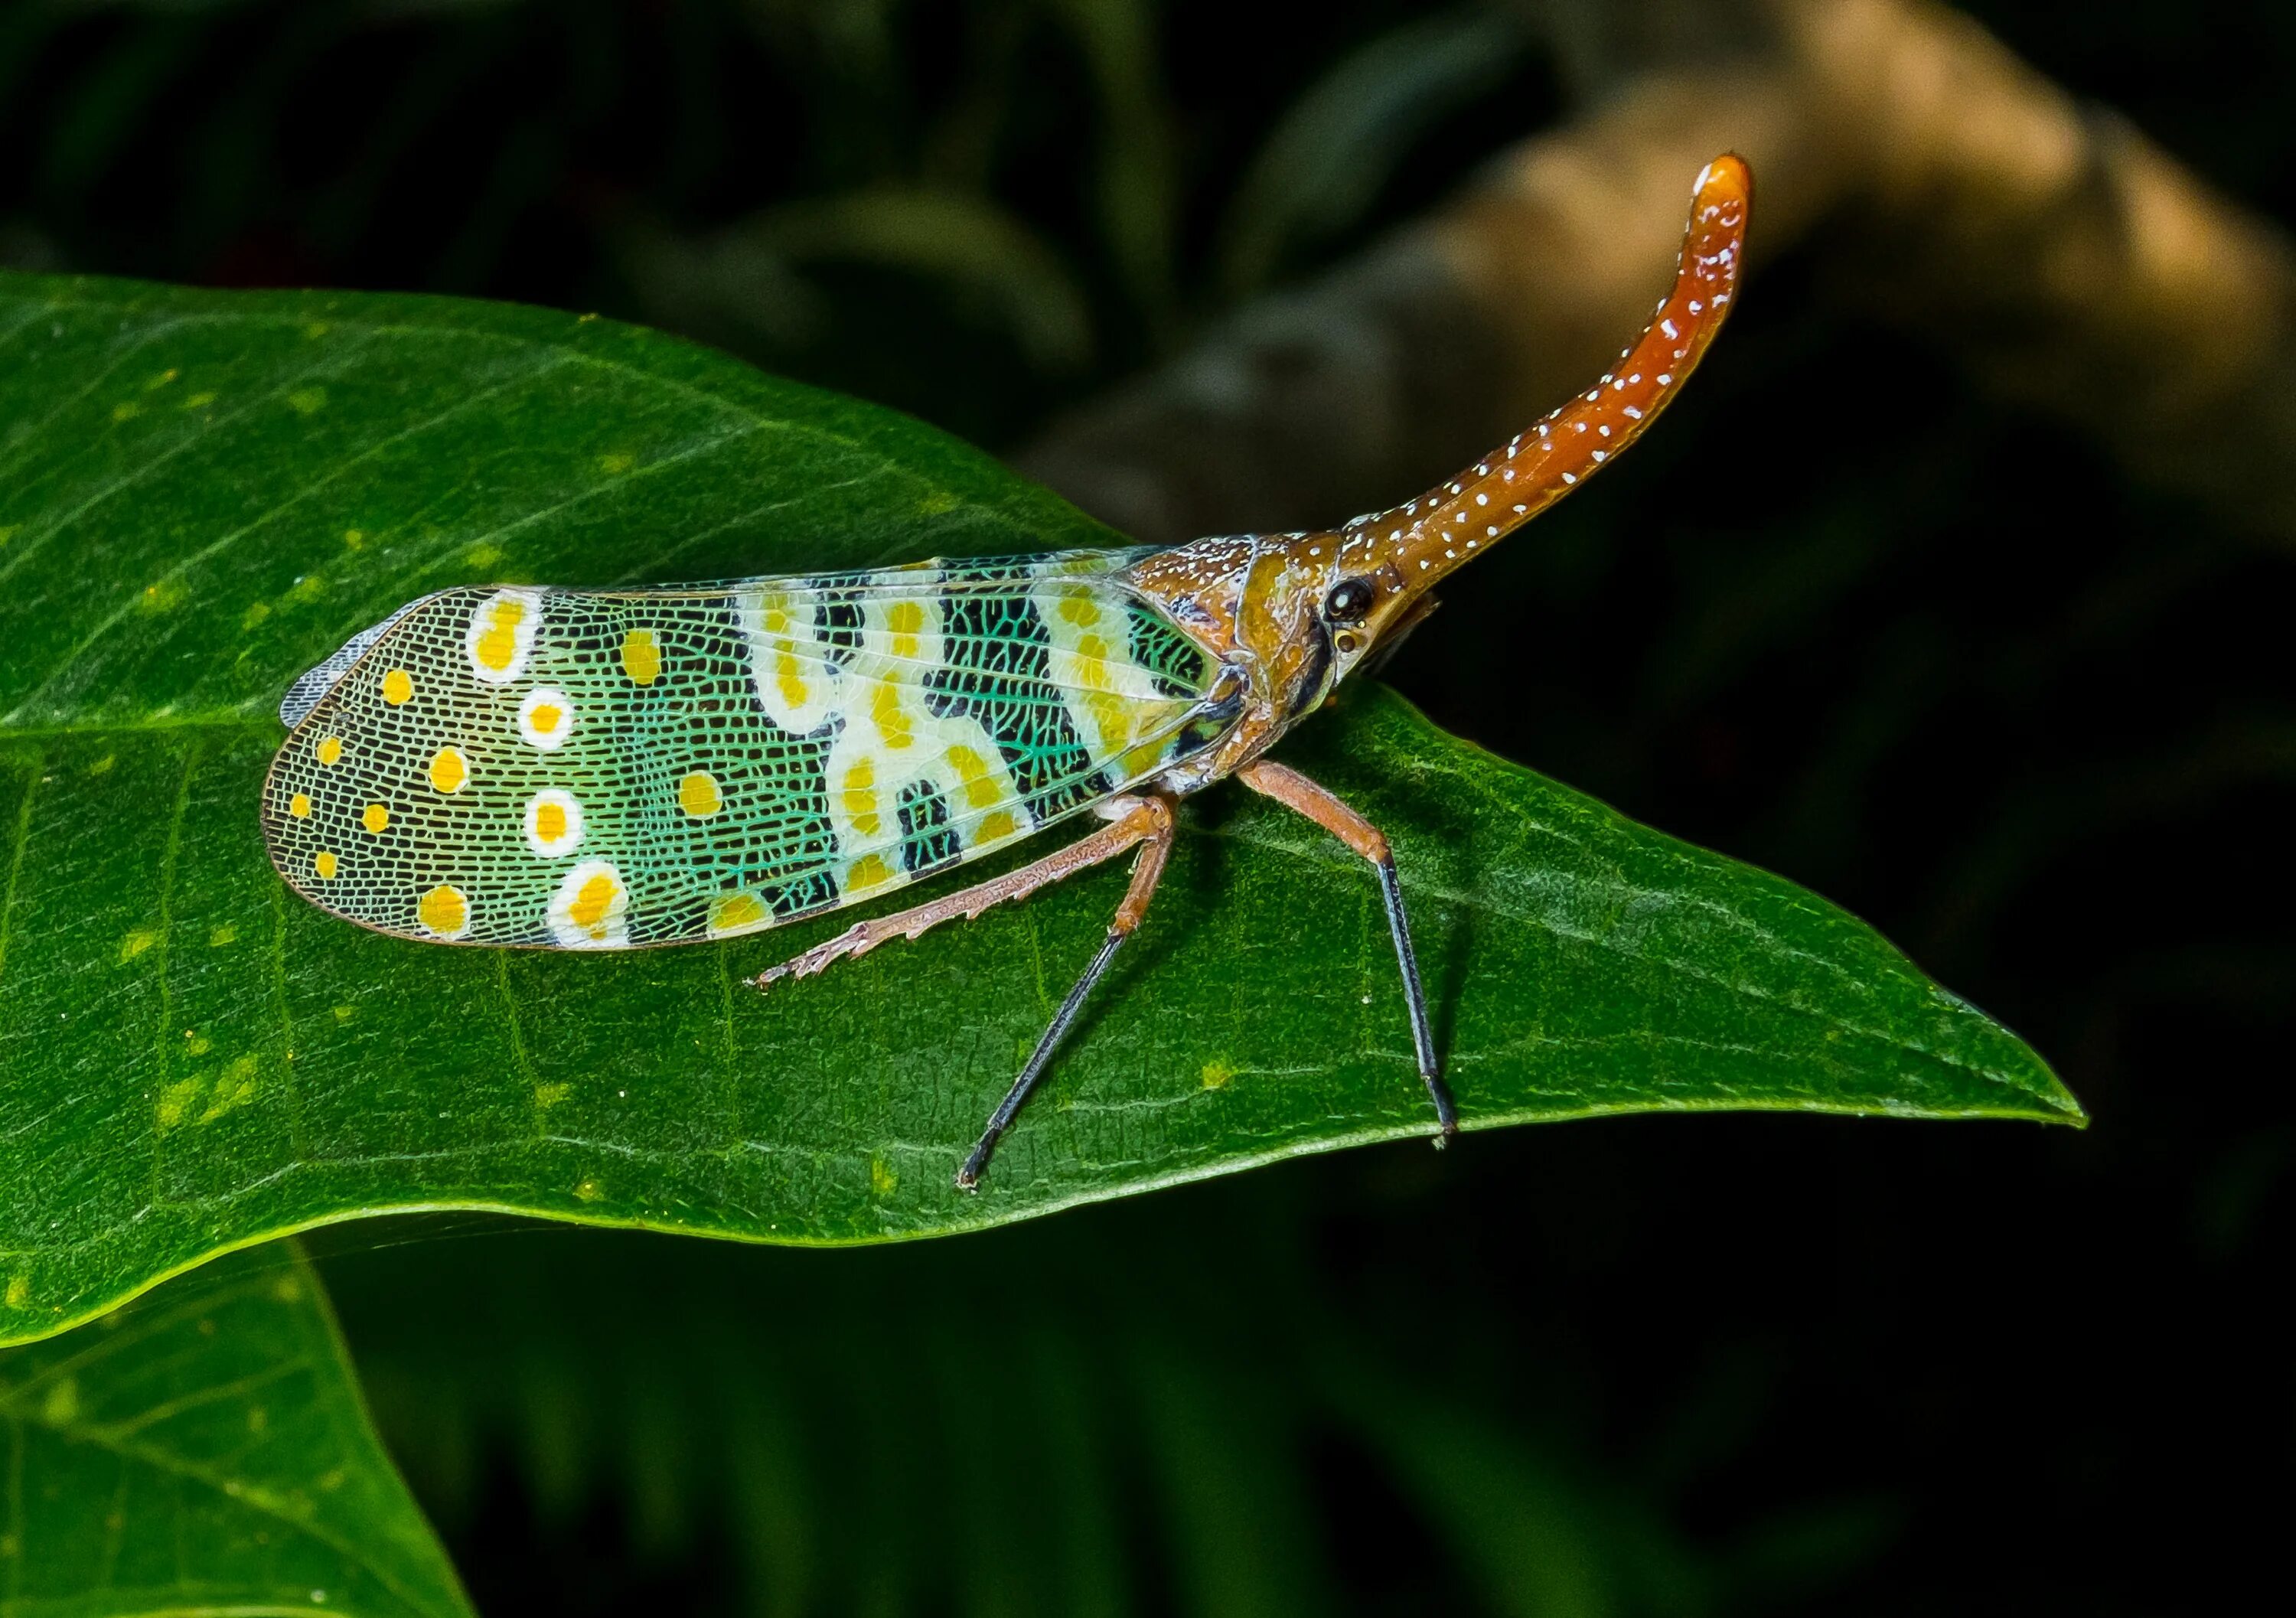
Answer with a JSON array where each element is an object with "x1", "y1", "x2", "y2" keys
[
  {"x1": 748, "y1": 794, "x2": 1173, "y2": 990},
  {"x1": 1236, "y1": 759, "x2": 1459, "y2": 1140},
  {"x1": 957, "y1": 794, "x2": 1178, "y2": 1190}
]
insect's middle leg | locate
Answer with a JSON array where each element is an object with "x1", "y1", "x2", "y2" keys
[
  {"x1": 957, "y1": 793, "x2": 1177, "y2": 1190},
  {"x1": 1236, "y1": 758, "x2": 1459, "y2": 1138}
]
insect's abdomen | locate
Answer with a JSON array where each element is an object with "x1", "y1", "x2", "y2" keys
[{"x1": 264, "y1": 556, "x2": 1227, "y2": 948}]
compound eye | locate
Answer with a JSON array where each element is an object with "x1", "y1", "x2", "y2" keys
[{"x1": 1324, "y1": 577, "x2": 1375, "y2": 624}]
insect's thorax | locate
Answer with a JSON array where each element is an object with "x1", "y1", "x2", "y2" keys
[{"x1": 1120, "y1": 534, "x2": 1346, "y2": 791}]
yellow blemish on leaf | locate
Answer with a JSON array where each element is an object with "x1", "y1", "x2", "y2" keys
[
  {"x1": 535, "y1": 801, "x2": 568, "y2": 842},
  {"x1": 138, "y1": 577, "x2": 188, "y2": 614},
  {"x1": 303, "y1": 321, "x2": 329, "y2": 339},
  {"x1": 428, "y1": 746, "x2": 467, "y2": 793},
  {"x1": 342, "y1": 528, "x2": 364, "y2": 550},
  {"x1": 974, "y1": 810, "x2": 1019, "y2": 844},
  {"x1": 535, "y1": 1081, "x2": 571, "y2": 1109},
  {"x1": 272, "y1": 1275, "x2": 303, "y2": 1303},
  {"x1": 315, "y1": 850, "x2": 338, "y2": 879},
  {"x1": 5, "y1": 1274, "x2": 29, "y2": 1310},
  {"x1": 240, "y1": 600, "x2": 271, "y2": 630},
  {"x1": 418, "y1": 884, "x2": 468, "y2": 937},
  {"x1": 1059, "y1": 595, "x2": 1101, "y2": 626},
  {"x1": 872, "y1": 681, "x2": 912, "y2": 749},
  {"x1": 287, "y1": 387, "x2": 327, "y2": 415},
  {"x1": 843, "y1": 758, "x2": 879, "y2": 835},
  {"x1": 88, "y1": 755, "x2": 115, "y2": 775},
  {"x1": 317, "y1": 736, "x2": 342, "y2": 765},
  {"x1": 474, "y1": 595, "x2": 526, "y2": 671},
  {"x1": 184, "y1": 390, "x2": 215, "y2": 409},
  {"x1": 289, "y1": 572, "x2": 328, "y2": 602},
  {"x1": 156, "y1": 1078, "x2": 204, "y2": 1130},
  {"x1": 846, "y1": 853, "x2": 894, "y2": 893},
  {"x1": 381, "y1": 668, "x2": 413, "y2": 705},
  {"x1": 207, "y1": 924, "x2": 236, "y2": 948},
  {"x1": 678, "y1": 770, "x2": 722, "y2": 819},
  {"x1": 917, "y1": 491, "x2": 959, "y2": 517},
  {"x1": 331, "y1": 1004, "x2": 356, "y2": 1022},
  {"x1": 361, "y1": 803, "x2": 390, "y2": 835},
  {"x1": 40, "y1": 1377, "x2": 77, "y2": 1427},
  {"x1": 145, "y1": 367, "x2": 178, "y2": 391},
  {"x1": 573, "y1": 1176, "x2": 606, "y2": 1202},
  {"x1": 1200, "y1": 1060, "x2": 1235, "y2": 1090},
  {"x1": 289, "y1": 792, "x2": 311, "y2": 818},
  {"x1": 465, "y1": 542, "x2": 504, "y2": 569},
  {"x1": 201, "y1": 1055, "x2": 259, "y2": 1122},
  {"x1": 246, "y1": 1405, "x2": 269, "y2": 1434},
  {"x1": 112, "y1": 400, "x2": 142, "y2": 422},
  {"x1": 0, "y1": 524, "x2": 16, "y2": 546},
  {"x1": 620, "y1": 628, "x2": 660, "y2": 685},
  {"x1": 709, "y1": 892, "x2": 767, "y2": 935},
  {"x1": 869, "y1": 1156, "x2": 898, "y2": 1197},
  {"x1": 598, "y1": 452, "x2": 634, "y2": 475},
  {"x1": 185, "y1": 1032, "x2": 213, "y2": 1057},
  {"x1": 569, "y1": 873, "x2": 618, "y2": 931},
  {"x1": 119, "y1": 929, "x2": 158, "y2": 964}
]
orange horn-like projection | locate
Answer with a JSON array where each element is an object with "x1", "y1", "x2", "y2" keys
[{"x1": 1326, "y1": 153, "x2": 1750, "y2": 602}]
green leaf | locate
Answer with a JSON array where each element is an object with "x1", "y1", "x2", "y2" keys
[
  {"x1": 0, "y1": 1238, "x2": 472, "y2": 1618},
  {"x1": 0, "y1": 269, "x2": 2081, "y2": 1348}
]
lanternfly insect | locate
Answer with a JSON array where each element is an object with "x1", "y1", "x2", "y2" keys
[{"x1": 266, "y1": 155, "x2": 1752, "y2": 1188}]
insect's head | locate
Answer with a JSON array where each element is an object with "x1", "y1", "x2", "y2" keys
[{"x1": 1257, "y1": 153, "x2": 1752, "y2": 702}]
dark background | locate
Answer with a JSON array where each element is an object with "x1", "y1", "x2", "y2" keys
[{"x1": 5, "y1": 1, "x2": 2289, "y2": 1610}]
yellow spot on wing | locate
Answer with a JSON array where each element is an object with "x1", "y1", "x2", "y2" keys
[
  {"x1": 887, "y1": 599, "x2": 925, "y2": 658},
  {"x1": 679, "y1": 770, "x2": 722, "y2": 818},
  {"x1": 620, "y1": 628, "x2": 660, "y2": 685},
  {"x1": 846, "y1": 853, "x2": 893, "y2": 894},
  {"x1": 1059, "y1": 595, "x2": 1101, "y2": 626},
  {"x1": 709, "y1": 892, "x2": 768, "y2": 936},
  {"x1": 361, "y1": 803, "x2": 390, "y2": 835},
  {"x1": 316, "y1": 736, "x2": 342, "y2": 765},
  {"x1": 289, "y1": 792, "x2": 311, "y2": 819},
  {"x1": 428, "y1": 746, "x2": 467, "y2": 793},
  {"x1": 872, "y1": 682, "x2": 912, "y2": 749},
  {"x1": 418, "y1": 884, "x2": 468, "y2": 937},
  {"x1": 315, "y1": 851, "x2": 338, "y2": 879},
  {"x1": 474, "y1": 596, "x2": 527, "y2": 671},
  {"x1": 569, "y1": 873, "x2": 618, "y2": 931},
  {"x1": 946, "y1": 744, "x2": 1006, "y2": 809},
  {"x1": 536, "y1": 801, "x2": 566, "y2": 840},
  {"x1": 381, "y1": 668, "x2": 413, "y2": 705},
  {"x1": 775, "y1": 651, "x2": 809, "y2": 710},
  {"x1": 843, "y1": 758, "x2": 879, "y2": 836},
  {"x1": 974, "y1": 810, "x2": 1019, "y2": 844}
]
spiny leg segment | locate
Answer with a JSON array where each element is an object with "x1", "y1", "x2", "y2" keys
[
  {"x1": 1236, "y1": 759, "x2": 1458, "y2": 1139},
  {"x1": 749, "y1": 794, "x2": 1180, "y2": 1189}
]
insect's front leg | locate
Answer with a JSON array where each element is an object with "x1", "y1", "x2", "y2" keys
[{"x1": 1235, "y1": 758, "x2": 1459, "y2": 1140}]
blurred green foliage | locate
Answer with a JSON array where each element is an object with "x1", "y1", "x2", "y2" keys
[{"x1": 2, "y1": 0, "x2": 2292, "y2": 1613}]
